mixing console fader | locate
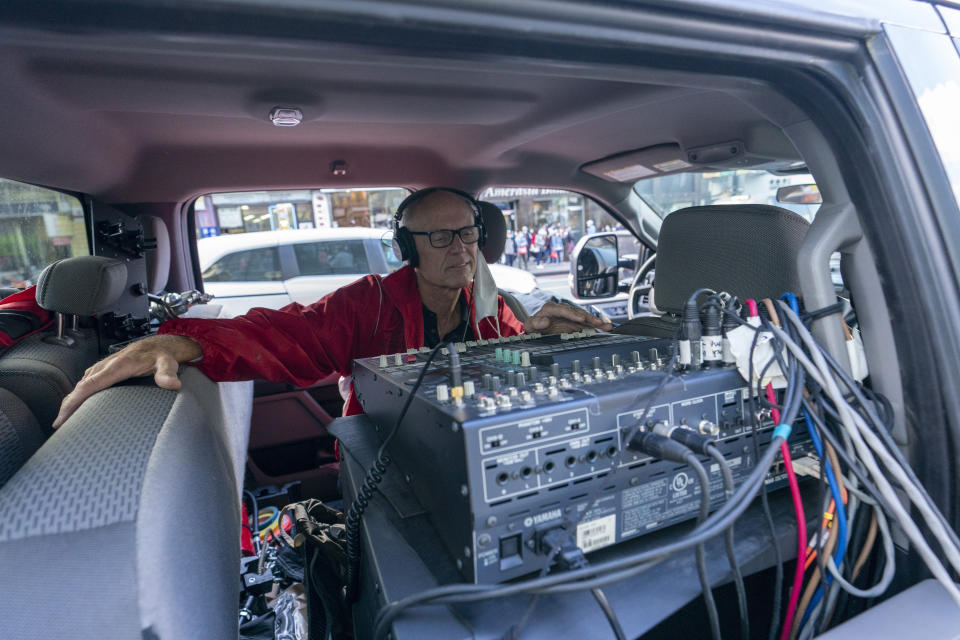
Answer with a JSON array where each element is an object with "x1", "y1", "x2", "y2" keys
[{"x1": 352, "y1": 330, "x2": 809, "y2": 583}]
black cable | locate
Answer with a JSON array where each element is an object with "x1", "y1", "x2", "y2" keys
[
  {"x1": 372, "y1": 437, "x2": 786, "y2": 639},
  {"x1": 243, "y1": 489, "x2": 261, "y2": 557},
  {"x1": 707, "y1": 445, "x2": 750, "y2": 640},
  {"x1": 591, "y1": 587, "x2": 627, "y2": 640},
  {"x1": 685, "y1": 451, "x2": 722, "y2": 640},
  {"x1": 344, "y1": 341, "x2": 446, "y2": 602}
]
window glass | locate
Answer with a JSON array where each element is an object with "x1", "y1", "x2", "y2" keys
[
  {"x1": 382, "y1": 240, "x2": 403, "y2": 271},
  {"x1": 195, "y1": 187, "x2": 408, "y2": 236},
  {"x1": 632, "y1": 169, "x2": 819, "y2": 222},
  {"x1": 294, "y1": 240, "x2": 369, "y2": 276},
  {"x1": 478, "y1": 187, "x2": 622, "y2": 272},
  {"x1": 201, "y1": 247, "x2": 281, "y2": 282},
  {"x1": 0, "y1": 178, "x2": 88, "y2": 288}
]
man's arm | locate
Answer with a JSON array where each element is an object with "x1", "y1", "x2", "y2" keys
[
  {"x1": 53, "y1": 333, "x2": 202, "y2": 428},
  {"x1": 524, "y1": 301, "x2": 613, "y2": 334},
  {"x1": 54, "y1": 277, "x2": 373, "y2": 428}
]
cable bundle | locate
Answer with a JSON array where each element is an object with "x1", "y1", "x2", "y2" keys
[{"x1": 753, "y1": 299, "x2": 960, "y2": 639}]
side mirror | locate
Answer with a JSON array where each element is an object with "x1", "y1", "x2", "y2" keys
[
  {"x1": 573, "y1": 233, "x2": 619, "y2": 298},
  {"x1": 777, "y1": 183, "x2": 822, "y2": 204}
]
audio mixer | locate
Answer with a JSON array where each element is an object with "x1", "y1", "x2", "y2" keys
[{"x1": 352, "y1": 330, "x2": 810, "y2": 584}]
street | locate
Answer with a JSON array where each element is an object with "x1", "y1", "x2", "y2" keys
[{"x1": 536, "y1": 270, "x2": 572, "y2": 299}]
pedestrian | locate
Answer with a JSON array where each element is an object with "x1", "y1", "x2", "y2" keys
[
  {"x1": 517, "y1": 226, "x2": 530, "y2": 270},
  {"x1": 503, "y1": 230, "x2": 517, "y2": 267},
  {"x1": 564, "y1": 226, "x2": 574, "y2": 257},
  {"x1": 535, "y1": 226, "x2": 547, "y2": 267},
  {"x1": 550, "y1": 227, "x2": 564, "y2": 263}
]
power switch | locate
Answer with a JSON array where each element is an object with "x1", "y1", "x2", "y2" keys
[
  {"x1": 500, "y1": 534, "x2": 521, "y2": 558},
  {"x1": 499, "y1": 533, "x2": 523, "y2": 571}
]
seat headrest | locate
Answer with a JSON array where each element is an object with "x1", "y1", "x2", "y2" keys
[
  {"x1": 142, "y1": 215, "x2": 170, "y2": 294},
  {"x1": 36, "y1": 256, "x2": 128, "y2": 316},
  {"x1": 477, "y1": 201, "x2": 507, "y2": 264},
  {"x1": 655, "y1": 204, "x2": 810, "y2": 314}
]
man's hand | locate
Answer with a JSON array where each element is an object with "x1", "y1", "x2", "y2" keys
[
  {"x1": 523, "y1": 302, "x2": 613, "y2": 335},
  {"x1": 53, "y1": 334, "x2": 203, "y2": 429}
]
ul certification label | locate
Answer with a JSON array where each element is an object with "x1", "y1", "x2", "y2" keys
[{"x1": 576, "y1": 514, "x2": 617, "y2": 553}]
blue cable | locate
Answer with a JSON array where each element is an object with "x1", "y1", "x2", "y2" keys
[
  {"x1": 797, "y1": 409, "x2": 848, "y2": 629},
  {"x1": 781, "y1": 292, "x2": 848, "y2": 631}
]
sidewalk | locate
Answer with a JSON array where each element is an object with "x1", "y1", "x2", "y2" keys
[{"x1": 501, "y1": 259, "x2": 570, "y2": 276}]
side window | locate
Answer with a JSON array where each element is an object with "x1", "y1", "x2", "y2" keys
[
  {"x1": 201, "y1": 247, "x2": 282, "y2": 282},
  {"x1": 0, "y1": 178, "x2": 88, "y2": 288},
  {"x1": 294, "y1": 240, "x2": 369, "y2": 276},
  {"x1": 382, "y1": 241, "x2": 403, "y2": 271}
]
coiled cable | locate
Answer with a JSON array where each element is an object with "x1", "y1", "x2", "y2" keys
[{"x1": 344, "y1": 342, "x2": 446, "y2": 602}]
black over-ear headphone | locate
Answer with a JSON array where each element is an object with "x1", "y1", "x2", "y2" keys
[{"x1": 392, "y1": 187, "x2": 486, "y2": 268}]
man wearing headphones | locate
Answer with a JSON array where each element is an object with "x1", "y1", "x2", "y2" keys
[{"x1": 53, "y1": 187, "x2": 611, "y2": 425}]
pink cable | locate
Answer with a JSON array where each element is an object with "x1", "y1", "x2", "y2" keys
[
  {"x1": 766, "y1": 382, "x2": 806, "y2": 640},
  {"x1": 746, "y1": 298, "x2": 759, "y2": 318}
]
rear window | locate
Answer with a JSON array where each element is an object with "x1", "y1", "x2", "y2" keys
[
  {"x1": 202, "y1": 247, "x2": 282, "y2": 282},
  {"x1": 294, "y1": 240, "x2": 369, "y2": 276},
  {"x1": 0, "y1": 178, "x2": 88, "y2": 288}
]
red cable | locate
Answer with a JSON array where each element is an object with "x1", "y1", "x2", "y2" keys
[{"x1": 767, "y1": 382, "x2": 806, "y2": 640}]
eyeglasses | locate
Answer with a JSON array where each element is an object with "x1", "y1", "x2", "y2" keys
[{"x1": 407, "y1": 224, "x2": 481, "y2": 248}]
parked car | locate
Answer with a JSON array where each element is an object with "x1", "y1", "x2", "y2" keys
[
  {"x1": 198, "y1": 228, "x2": 539, "y2": 317},
  {"x1": 0, "y1": 2, "x2": 959, "y2": 640}
]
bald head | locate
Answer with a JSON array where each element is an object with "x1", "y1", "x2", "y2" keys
[{"x1": 399, "y1": 189, "x2": 477, "y2": 228}]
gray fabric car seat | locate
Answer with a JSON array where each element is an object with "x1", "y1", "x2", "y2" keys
[
  {"x1": 0, "y1": 389, "x2": 44, "y2": 488},
  {"x1": 614, "y1": 204, "x2": 810, "y2": 338},
  {"x1": 0, "y1": 367, "x2": 240, "y2": 640},
  {"x1": 0, "y1": 256, "x2": 127, "y2": 432},
  {"x1": 477, "y1": 200, "x2": 530, "y2": 324}
]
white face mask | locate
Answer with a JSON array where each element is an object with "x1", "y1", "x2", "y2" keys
[{"x1": 472, "y1": 258, "x2": 501, "y2": 337}]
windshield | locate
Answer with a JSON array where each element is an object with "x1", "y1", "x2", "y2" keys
[{"x1": 633, "y1": 169, "x2": 819, "y2": 222}]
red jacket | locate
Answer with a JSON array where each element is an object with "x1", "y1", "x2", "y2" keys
[{"x1": 159, "y1": 266, "x2": 524, "y2": 415}]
